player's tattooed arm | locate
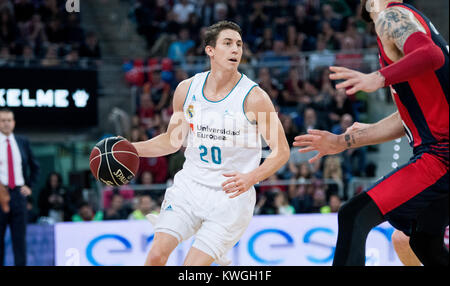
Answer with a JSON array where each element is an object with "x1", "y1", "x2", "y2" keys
[
  {"x1": 344, "y1": 129, "x2": 368, "y2": 149},
  {"x1": 375, "y1": 7, "x2": 426, "y2": 53}
]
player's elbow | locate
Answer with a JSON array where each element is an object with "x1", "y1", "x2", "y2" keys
[
  {"x1": 429, "y1": 44, "x2": 445, "y2": 71},
  {"x1": 164, "y1": 132, "x2": 184, "y2": 153},
  {"x1": 405, "y1": 32, "x2": 445, "y2": 71}
]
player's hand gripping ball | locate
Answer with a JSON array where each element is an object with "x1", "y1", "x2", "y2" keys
[{"x1": 89, "y1": 136, "x2": 140, "y2": 186}]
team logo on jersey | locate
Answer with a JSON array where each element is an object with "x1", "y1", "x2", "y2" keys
[{"x1": 186, "y1": 104, "x2": 195, "y2": 118}]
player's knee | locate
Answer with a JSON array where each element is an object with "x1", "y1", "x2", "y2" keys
[{"x1": 146, "y1": 249, "x2": 170, "y2": 266}]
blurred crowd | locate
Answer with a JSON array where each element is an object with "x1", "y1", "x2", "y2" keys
[{"x1": 0, "y1": 0, "x2": 101, "y2": 68}]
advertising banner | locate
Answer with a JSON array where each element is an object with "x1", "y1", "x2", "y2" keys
[
  {"x1": 54, "y1": 214, "x2": 402, "y2": 266},
  {"x1": 0, "y1": 67, "x2": 98, "y2": 128}
]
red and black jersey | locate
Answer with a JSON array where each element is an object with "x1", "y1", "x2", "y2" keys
[{"x1": 377, "y1": 2, "x2": 449, "y2": 161}]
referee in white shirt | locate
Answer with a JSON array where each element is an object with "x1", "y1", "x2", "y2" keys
[{"x1": 0, "y1": 108, "x2": 39, "y2": 266}]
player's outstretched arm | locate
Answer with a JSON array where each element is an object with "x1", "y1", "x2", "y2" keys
[
  {"x1": 132, "y1": 79, "x2": 192, "y2": 158},
  {"x1": 222, "y1": 87, "x2": 290, "y2": 198},
  {"x1": 293, "y1": 111, "x2": 405, "y2": 163},
  {"x1": 330, "y1": 6, "x2": 445, "y2": 95}
]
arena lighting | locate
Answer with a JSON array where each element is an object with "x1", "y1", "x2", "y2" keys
[{"x1": 0, "y1": 88, "x2": 90, "y2": 108}]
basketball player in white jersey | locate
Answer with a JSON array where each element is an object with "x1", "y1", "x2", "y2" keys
[{"x1": 132, "y1": 21, "x2": 290, "y2": 266}]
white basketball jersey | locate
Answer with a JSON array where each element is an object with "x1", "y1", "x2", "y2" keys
[{"x1": 181, "y1": 71, "x2": 262, "y2": 188}]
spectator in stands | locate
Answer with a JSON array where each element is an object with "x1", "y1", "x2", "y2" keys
[
  {"x1": 318, "y1": 21, "x2": 340, "y2": 51},
  {"x1": 0, "y1": 0, "x2": 13, "y2": 15},
  {"x1": 256, "y1": 27, "x2": 274, "y2": 54},
  {"x1": 256, "y1": 67, "x2": 281, "y2": 105},
  {"x1": 281, "y1": 67, "x2": 305, "y2": 109},
  {"x1": 138, "y1": 86, "x2": 156, "y2": 129},
  {"x1": 309, "y1": 68, "x2": 335, "y2": 129},
  {"x1": 213, "y1": 2, "x2": 228, "y2": 23},
  {"x1": 64, "y1": 45, "x2": 80, "y2": 67},
  {"x1": 149, "y1": 69, "x2": 171, "y2": 112},
  {"x1": 332, "y1": 113, "x2": 367, "y2": 179},
  {"x1": 225, "y1": 0, "x2": 241, "y2": 23},
  {"x1": 328, "y1": 88, "x2": 355, "y2": 127},
  {"x1": 79, "y1": 31, "x2": 101, "y2": 66},
  {"x1": 167, "y1": 27, "x2": 195, "y2": 63},
  {"x1": 324, "y1": 0, "x2": 353, "y2": 19},
  {"x1": 254, "y1": 190, "x2": 278, "y2": 215},
  {"x1": 0, "y1": 45, "x2": 12, "y2": 66},
  {"x1": 38, "y1": 172, "x2": 67, "y2": 223},
  {"x1": 138, "y1": 155, "x2": 168, "y2": 184},
  {"x1": 72, "y1": 202, "x2": 103, "y2": 222},
  {"x1": 186, "y1": 12, "x2": 202, "y2": 43},
  {"x1": 248, "y1": 0, "x2": 269, "y2": 43},
  {"x1": 40, "y1": 44, "x2": 60, "y2": 67},
  {"x1": 13, "y1": 0, "x2": 35, "y2": 24},
  {"x1": 271, "y1": 0, "x2": 294, "y2": 39},
  {"x1": 320, "y1": 4, "x2": 342, "y2": 32},
  {"x1": 292, "y1": 4, "x2": 318, "y2": 40},
  {"x1": 310, "y1": 187, "x2": 327, "y2": 213},
  {"x1": 309, "y1": 34, "x2": 336, "y2": 72},
  {"x1": 172, "y1": 0, "x2": 195, "y2": 25},
  {"x1": 335, "y1": 36, "x2": 363, "y2": 70},
  {"x1": 103, "y1": 193, "x2": 129, "y2": 220},
  {"x1": 138, "y1": 170, "x2": 153, "y2": 185},
  {"x1": 0, "y1": 8, "x2": 17, "y2": 45},
  {"x1": 260, "y1": 39, "x2": 290, "y2": 76},
  {"x1": 320, "y1": 193, "x2": 342, "y2": 214},
  {"x1": 25, "y1": 14, "x2": 47, "y2": 48},
  {"x1": 63, "y1": 13, "x2": 84, "y2": 44},
  {"x1": 286, "y1": 144, "x2": 321, "y2": 182},
  {"x1": 284, "y1": 25, "x2": 300, "y2": 56},
  {"x1": 340, "y1": 17, "x2": 363, "y2": 50},
  {"x1": 274, "y1": 190, "x2": 295, "y2": 215},
  {"x1": 298, "y1": 107, "x2": 327, "y2": 135},
  {"x1": 289, "y1": 161, "x2": 313, "y2": 183},
  {"x1": 20, "y1": 43, "x2": 37, "y2": 66},
  {"x1": 150, "y1": 0, "x2": 169, "y2": 40},
  {"x1": 322, "y1": 155, "x2": 344, "y2": 200},
  {"x1": 128, "y1": 194, "x2": 155, "y2": 220},
  {"x1": 37, "y1": 0, "x2": 61, "y2": 24},
  {"x1": 289, "y1": 183, "x2": 314, "y2": 214},
  {"x1": 45, "y1": 16, "x2": 65, "y2": 44},
  {"x1": 280, "y1": 115, "x2": 299, "y2": 148},
  {"x1": 198, "y1": 0, "x2": 215, "y2": 28}
]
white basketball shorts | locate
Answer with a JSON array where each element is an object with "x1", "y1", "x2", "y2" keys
[{"x1": 148, "y1": 169, "x2": 256, "y2": 265}]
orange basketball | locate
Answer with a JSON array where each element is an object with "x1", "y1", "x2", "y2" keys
[{"x1": 89, "y1": 136, "x2": 139, "y2": 186}]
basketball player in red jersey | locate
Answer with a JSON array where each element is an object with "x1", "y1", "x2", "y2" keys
[{"x1": 294, "y1": 0, "x2": 448, "y2": 266}]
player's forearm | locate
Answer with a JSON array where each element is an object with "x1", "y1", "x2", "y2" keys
[
  {"x1": 132, "y1": 133, "x2": 180, "y2": 158},
  {"x1": 379, "y1": 33, "x2": 445, "y2": 87},
  {"x1": 248, "y1": 144, "x2": 290, "y2": 185},
  {"x1": 338, "y1": 112, "x2": 405, "y2": 149}
]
